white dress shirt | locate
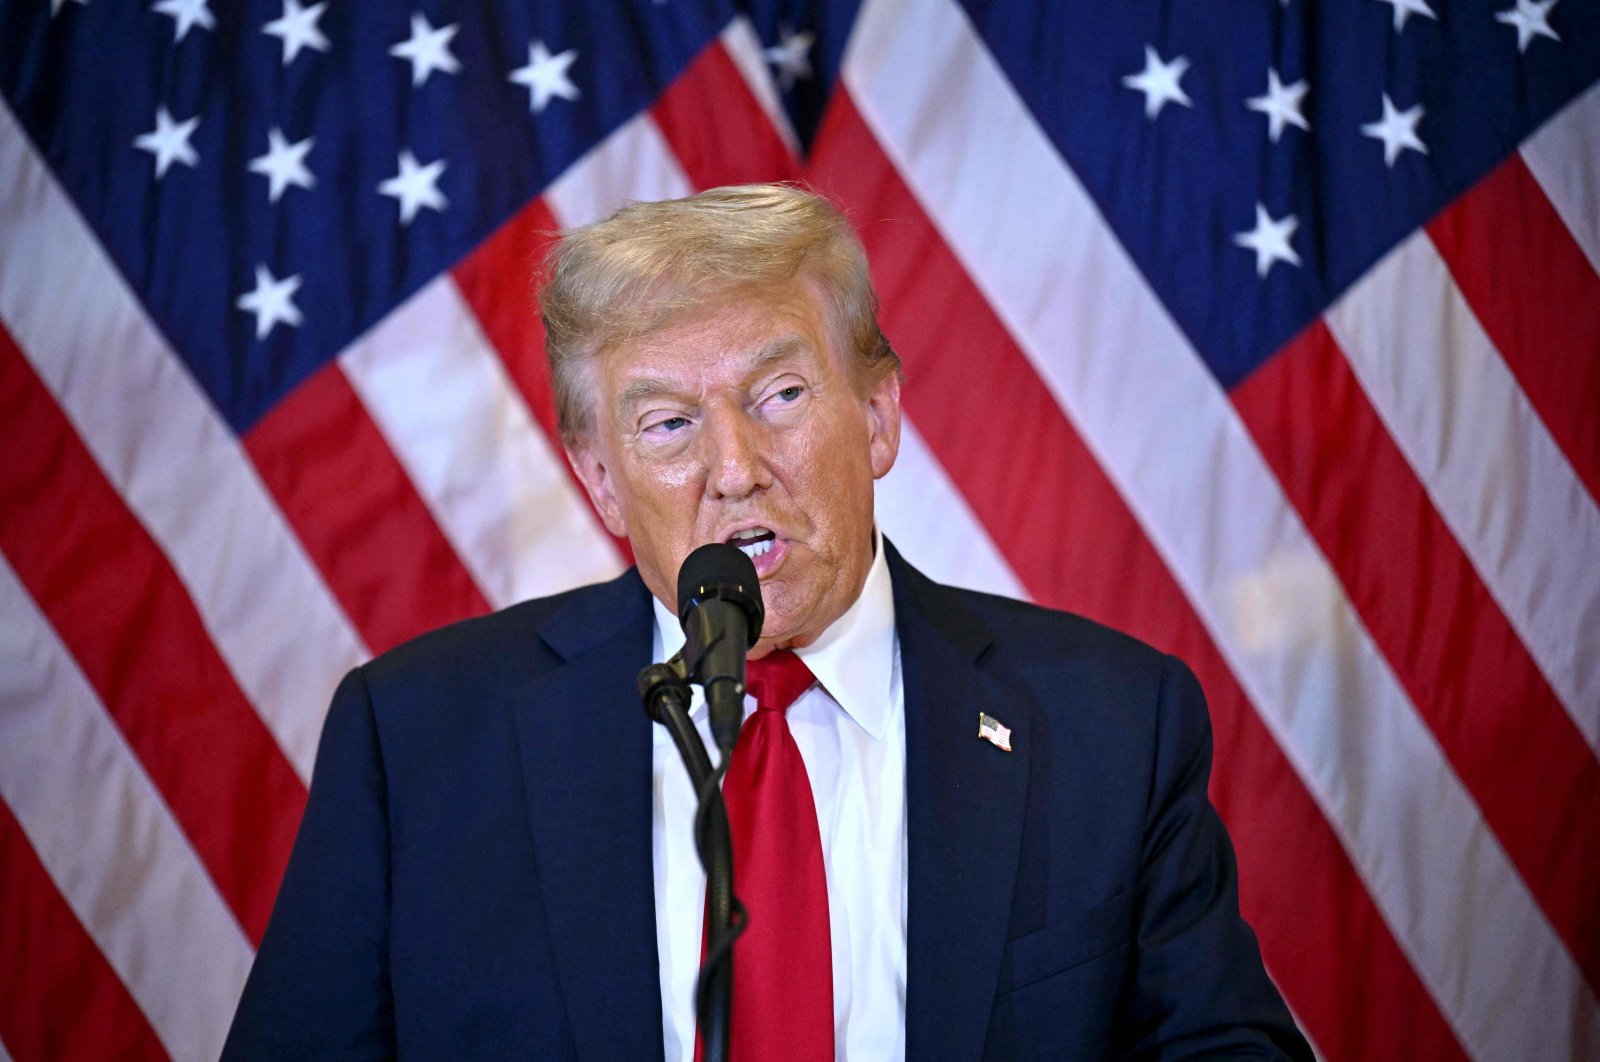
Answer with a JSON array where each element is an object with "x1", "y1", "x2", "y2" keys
[{"x1": 650, "y1": 534, "x2": 906, "y2": 1061}]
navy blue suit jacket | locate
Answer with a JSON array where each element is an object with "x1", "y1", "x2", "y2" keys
[{"x1": 225, "y1": 543, "x2": 1309, "y2": 1060}]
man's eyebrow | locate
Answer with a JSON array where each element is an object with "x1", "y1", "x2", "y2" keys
[
  {"x1": 613, "y1": 336, "x2": 813, "y2": 412},
  {"x1": 615, "y1": 377, "x2": 687, "y2": 410},
  {"x1": 745, "y1": 335, "x2": 810, "y2": 375}
]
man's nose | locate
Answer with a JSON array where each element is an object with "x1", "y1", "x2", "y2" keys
[{"x1": 703, "y1": 406, "x2": 771, "y2": 500}]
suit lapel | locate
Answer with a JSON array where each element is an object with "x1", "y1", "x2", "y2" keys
[
  {"x1": 509, "y1": 550, "x2": 1030, "y2": 1061},
  {"x1": 511, "y1": 571, "x2": 665, "y2": 1062},
  {"x1": 891, "y1": 545, "x2": 1032, "y2": 1062}
]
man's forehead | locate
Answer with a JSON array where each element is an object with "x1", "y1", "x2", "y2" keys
[
  {"x1": 625, "y1": 275, "x2": 823, "y2": 343},
  {"x1": 606, "y1": 285, "x2": 828, "y2": 378}
]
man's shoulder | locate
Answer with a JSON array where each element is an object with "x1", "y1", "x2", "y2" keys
[
  {"x1": 892, "y1": 551, "x2": 1178, "y2": 694},
  {"x1": 358, "y1": 567, "x2": 648, "y2": 698},
  {"x1": 953, "y1": 583, "x2": 1166, "y2": 668},
  {"x1": 887, "y1": 548, "x2": 1207, "y2": 771}
]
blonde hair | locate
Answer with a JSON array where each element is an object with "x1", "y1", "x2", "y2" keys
[{"x1": 538, "y1": 183, "x2": 898, "y2": 442}]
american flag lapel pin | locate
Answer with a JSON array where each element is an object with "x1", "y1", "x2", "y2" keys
[{"x1": 977, "y1": 712, "x2": 1012, "y2": 752}]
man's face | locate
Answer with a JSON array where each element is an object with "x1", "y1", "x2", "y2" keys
[{"x1": 567, "y1": 280, "x2": 901, "y2": 657}]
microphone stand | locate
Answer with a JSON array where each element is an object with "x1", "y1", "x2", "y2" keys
[{"x1": 639, "y1": 660, "x2": 743, "y2": 1062}]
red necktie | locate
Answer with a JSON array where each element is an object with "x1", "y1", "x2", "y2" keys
[{"x1": 708, "y1": 650, "x2": 833, "y2": 1061}]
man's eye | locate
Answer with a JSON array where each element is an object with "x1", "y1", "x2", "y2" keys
[
  {"x1": 645, "y1": 415, "x2": 690, "y2": 433},
  {"x1": 775, "y1": 385, "x2": 803, "y2": 402}
]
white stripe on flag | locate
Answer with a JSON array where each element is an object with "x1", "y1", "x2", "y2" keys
[
  {"x1": 1521, "y1": 80, "x2": 1600, "y2": 277},
  {"x1": 876, "y1": 416, "x2": 1029, "y2": 601},
  {"x1": 840, "y1": 1, "x2": 1600, "y2": 1058},
  {"x1": 338, "y1": 276, "x2": 621, "y2": 610},
  {"x1": 0, "y1": 556, "x2": 254, "y2": 1062},
  {"x1": 1326, "y1": 232, "x2": 1600, "y2": 746},
  {"x1": 0, "y1": 98, "x2": 363, "y2": 782},
  {"x1": 545, "y1": 110, "x2": 695, "y2": 228}
]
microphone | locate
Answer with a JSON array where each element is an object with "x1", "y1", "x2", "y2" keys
[{"x1": 677, "y1": 543, "x2": 764, "y2": 755}]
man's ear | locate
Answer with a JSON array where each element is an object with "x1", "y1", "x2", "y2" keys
[
  {"x1": 865, "y1": 369, "x2": 903, "y2": 480},
  {"x1": 565, "y1": 438, "x2": 629, "y2": 538}
]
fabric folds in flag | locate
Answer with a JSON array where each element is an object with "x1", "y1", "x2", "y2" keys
[{"x1": 1, "y1": 0, "x2": 1597, "y2": 1059}]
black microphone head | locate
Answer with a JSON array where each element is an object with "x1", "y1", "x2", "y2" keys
[{"x1": 676, "y1": 542, "x2": 764, "y2": 647}]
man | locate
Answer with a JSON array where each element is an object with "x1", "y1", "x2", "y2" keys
[{"x1": 225, "y1": 184, "x2": 1310, "y2": 1060}]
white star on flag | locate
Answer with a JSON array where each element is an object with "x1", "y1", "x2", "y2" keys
[
  {"x1": 764, "y1": 27, "x2": 815, "y2": 91},
  {"x1": 133, "y1": 105, "x2": 200, "y2": 178},
  {"x1": 1247, "y1": 68, "x2": 1310, "y2": 143},
  {"x1": 152, "y1": 0, "x2": 214, "y2": 42},
  {"x1": 378, "y1": 149, "x2": 448, "y2": 224},
  {"x1": 1495, "y1": 0, "x2": 1560, "y2": 53},
  {"x1": 248, "y1": 128, "x2": 315, "y2": 203},
  {"x1": 1122, "y1": 46, "x2": 1192, "y2": 120},
  {"x1": 389, "y1": 13, "x2": 461, "y2": 87},
  {"x1": 1234, "y1": 204, "x2": 1302, "y2": 277},
  {"x1": 1361, "y1": 92, "x2": 1428, "y2": 167},
  {"x1": 51, "y1": 0, "x2": 89, "y2": 17},
  {"x1": 1375, "y1": 0, "x2": 1437, "y2": 32},
  {"x1": 263, "y1": 0, "x2": 329, "y2": 66},
  {"x1": 509, "y1": 41, "x2": 580, "y2": 114},
  {"x1": 236, "y1": 264, "x2": 303, "y2": 339}
]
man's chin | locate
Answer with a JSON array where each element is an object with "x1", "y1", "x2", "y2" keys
[
  {"x1": 750, "y1": 615, "x2": 808, "y2": 657},
  {"x1": 756, "y1": 570, "x2": 857, "y2": 653}
]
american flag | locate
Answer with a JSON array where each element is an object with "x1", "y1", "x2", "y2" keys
[{"x1": 1, "y1": 0, "x2": 1596, "y2": 1057}]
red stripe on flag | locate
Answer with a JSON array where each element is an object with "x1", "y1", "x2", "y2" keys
[
  {"x1": 1235, "y1": 320, "x2": 1600, "y2": 989},
  {"x1": 1427, "y1": 154, "x2": 1600, "y2": 505},
  {"x1": 651, "y1": 38, "x2": 801, "y2": 189},
  {"x1": 1134, "y1": 562, "x2": 1472, "y2": 1062},
  {"x1": 244, "y1": 361, "x2": 492, "y2": 656},
  {"x1": 0, "y1": 798, "x2": 167, "y2": 1062},
  {"x1": 451, "y1": 202, "x2": 633, "y2": 565},
  {"x1": 808, "y1": 91, "x2": 1469, "y2": 1061},
  {"x1": 0, "y1": 323, "x2": 303, "y2": 944},
  {"x1": 808, "y1": 154, "x2": 1117, "y2": 600}
]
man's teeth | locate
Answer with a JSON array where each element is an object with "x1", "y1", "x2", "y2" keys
[{"x1": 728, "y1": 528, "x2": 775, "y2": 559}]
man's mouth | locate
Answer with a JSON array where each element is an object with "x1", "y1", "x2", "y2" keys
[{"x1": 726, "y1": 526, "x2": 777, "y2": 560}]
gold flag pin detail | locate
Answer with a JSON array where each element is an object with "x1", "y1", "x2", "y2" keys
[{"x1": 977, "y1": 712, "x2": 1012, "y2": 752}]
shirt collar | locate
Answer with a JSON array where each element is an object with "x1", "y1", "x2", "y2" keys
[{"x1": 651, "y1": 529, "x2": 898, "y2": 741}]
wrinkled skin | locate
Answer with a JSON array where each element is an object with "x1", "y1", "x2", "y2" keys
[{"x1": 566, "y1": 280, "x2": 902, "y2": 658}]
